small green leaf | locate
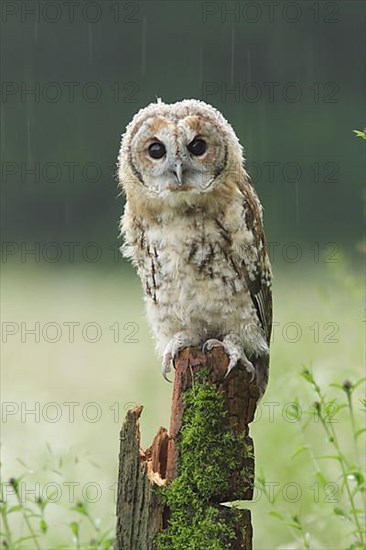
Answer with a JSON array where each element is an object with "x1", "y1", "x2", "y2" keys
[
  {"x1": 35, "y1": 497, "x2": 47, "y2": 511},
  {"x1": 353, "y1": 130, "x2": 366, "y2": 140},
  {"x1": 46, "y1": 442, "x2": 53, "y2": 455},
  {"x1": 17, "y1": 535, "x2": 41, "y2": 543},
  {"x1": 7, "y1": 505, "x2": 22, "y2": 513},
  {"x1": 329, "y1": 383, "x2": 344, "y2": 390},
  {"x1": 353, "y1": 377, "x2": 366, "y2": 389},
  {"x1": 69, "y1": 521, "x2": 79, "y2": 537},
  {"x1": 301, "y1": 369, "x2": 314, "y2": 384},
  {"x1": 315, "y1": 455, "x2": 342, "y2": 462},
  {"x1": 102, "y1": 539, "x2": 115, "y2": 550},
  {"x1": 98, "y1": 529, "x2": 115, "y2": 544},
  {"x1": 16, "y1": 458, "x2": 32, "y2": 470},
  {"x1": 333, "y1": 507, "x2": 349, "y2": 518},
  {"x1": 347, "y1": 471, "x2": 364, "y2": 486},
  {"x1": 25, "y1": 511, "x2": 41, "y2": 519},
  {"x1": 40, "y1": 519, "x2": 47, "y2": 534},
  {"x1": 355, "y1": 428, "x2": 366, "y2": 439},
  {"x1": 284, "y1": 521, "x2": 302, "y2": 530},
  {"x1": 315, "y1": 471, "x2": 328, "y2": 486},
  {"x1": 71, "y1": 502, "x2": 88, "y2": 517},
  {"x1": 269, "y1": 511, "x2": 285, "y2": 520},
  {"x1": 291, "y1": 446, "x2": 309, "y2": 460}
]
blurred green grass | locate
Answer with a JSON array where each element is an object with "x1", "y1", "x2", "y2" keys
[{"x1": 1, "y1": 258, "x2": 364, "y2": 549}]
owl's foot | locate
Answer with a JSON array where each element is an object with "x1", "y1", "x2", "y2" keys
[
  {"x1": 162, "y1": 352, "x2": 173, "y2": 383},
  {"x1": 202, "y1": 337, "x2": 255, "y2": 380},
  {"x1": 161, "y1": 331, "x2": 201, "y2": 383}
]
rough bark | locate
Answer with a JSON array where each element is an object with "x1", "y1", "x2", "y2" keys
[
  {"x1": 115, "y1": 347, "x2": 259, "y2": 550},
  {"x1": 114, "y1": 406, "x2": 168, "y2": 550}
]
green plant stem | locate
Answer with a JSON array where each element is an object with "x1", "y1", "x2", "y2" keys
[
  {"x1": 86, "y1": 510, "x2": 100, "y2": 534},
  {"x1": 286, "y1": 519, "x2": 311, "y2": 550},
  {"x1": 1, "y1": 507, "x2": 13, "y2": 548},
  {"x1": 279, "y1": 520, "x2": 310, "y2": 550},
  {"x1": 300, "y1": 424, "x2": 322, "y2": 480},
  {"x1": 345, "y1": 389, "x2": 366, "y2": 514},
  {"x1": 14, "y1": 491, "x2": 42, "y2": 550},
  {"x1": 260, "y1": 481, "x2": 311, "y2": 550},
  {"x1": 346, "y1": 390, "x2": 360, "y2": 464},
  {"x1": 316, "y1": 392, "x2": 365, "y2": 547},
  {"x1": 0, "y1": 482, "x2": 14, "y2": 548},
  {"x1": 300, "y1": 528, "x2": 311, "y2": 550}
]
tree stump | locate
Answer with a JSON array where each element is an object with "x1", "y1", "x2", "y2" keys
[{"x1": 115, "y1": 346, "x2": 260, "y2": 550}]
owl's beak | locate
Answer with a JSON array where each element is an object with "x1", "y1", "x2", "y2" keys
[{"x1": 173, "y1": 162, "x2": 183, "y2": 186}]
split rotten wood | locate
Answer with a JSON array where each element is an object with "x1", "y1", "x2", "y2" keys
[{"x1": 115, "y1": 346, "x2": 260, "y2": 550}]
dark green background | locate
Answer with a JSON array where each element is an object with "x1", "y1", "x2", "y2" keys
[{"x1": 1, "y1": 0, "x2": 365, "y2": 260}]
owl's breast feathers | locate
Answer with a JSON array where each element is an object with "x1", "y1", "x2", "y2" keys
[{"x1": 121, "y1": 176, "x2": 272, "y2": 346}]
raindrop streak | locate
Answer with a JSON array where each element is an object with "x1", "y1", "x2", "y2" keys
[
  {"x1": 295, "y1": 181, "x2": 300, "y2": 224},
  {"x1": 64, "y1": 201, "x2": 71, "y2": 226},
  {"x1": 305, "y1": 35, "x2": 315, "y2": 83},
  {"x1": 0, "y1": 105, "x2": 5, "y2": 154},
  {"x1": 199, "y1": 47, "x2": 203, "y2": 88},
  {"x1": 246, "y1": 49, "x2": 252, "y2": 83},
  {"x1": 258, "y1": 103, "x2": 268, "y2": 160},
  {"x1": 88, "y1": 23, "x2": 93, "y2": 66},
  {"x1": 24, "y1": 36, "x2": 34, "y2": 164},
  {"x1": 230, "y1": 27, "x2": 235, "y2": 85},
  {"x1": 27, "y1": 118, "x2": 32, "y2": 164},
  {"x1": 245, "y1": 50, "x2": 253, "y2": 155},
  {"x1": 141, "y1": 16, "x2": 147, "y2": 76}
]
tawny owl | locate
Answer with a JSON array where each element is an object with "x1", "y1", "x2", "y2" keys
[{"x1": 118, "y1": 99, "x2": 272, "y2": 396}]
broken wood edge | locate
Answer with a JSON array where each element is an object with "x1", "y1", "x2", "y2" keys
[{"x1": 115, "y1": 405, "x2": 168, "y2": 550}]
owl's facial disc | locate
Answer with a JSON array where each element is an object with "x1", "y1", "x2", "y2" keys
[{"x1": 129, "y1": 115, "x2": 227, "y2": 197}]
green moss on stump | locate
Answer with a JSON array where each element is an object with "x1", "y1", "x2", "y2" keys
[{"x1": 157, "y1": 378, "x2": 248, "y2": 550}]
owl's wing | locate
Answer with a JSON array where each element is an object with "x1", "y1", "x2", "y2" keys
[{"x1": 236, "y1": 176, "x2": 273, "y2": 345}]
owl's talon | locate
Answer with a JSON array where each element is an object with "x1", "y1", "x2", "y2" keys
[
  {"x1": 162, "y1": 332, "x2": 201, "y2": 382},
  {"x1": 203, "y1": 338, "x2": 255, "y2": 381},
  {"x1": 161, "y1": 366, "x2": 172, "y2": 383},
  {"x1": 162, "y1": 371, "x2": 172, "y2": 383},
  {"x1": 225, "y1": 356, "x2": 255, "y2": 381},
  {"x1": 161, "y1": 353, "x2": 173, "y2": 383},
  {"x1": 224, "y1": 360, "x2": 236, "y2": 379},
  {"x1": 246, "y1": 362, "x2": 256, "y2": 383},
  {"x1": 202, "y1": 339, "x2": 223, "y2": 353}
]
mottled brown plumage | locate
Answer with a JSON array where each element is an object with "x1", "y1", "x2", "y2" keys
[{"x1": 118, "y1": 99, "x2": 272, "y2": 396}]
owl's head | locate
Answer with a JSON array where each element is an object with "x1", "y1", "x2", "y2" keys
[{"x1": 118, "y1": 99, "x2": 245, "y2": 208}]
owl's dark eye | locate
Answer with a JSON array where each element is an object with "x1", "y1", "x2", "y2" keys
[
  {"x1": 187, "y1": 138, "x2": 207, "y2": 156},
  {"x1": 148, "y1": 141, "x2": 166, "y2": 159}
]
